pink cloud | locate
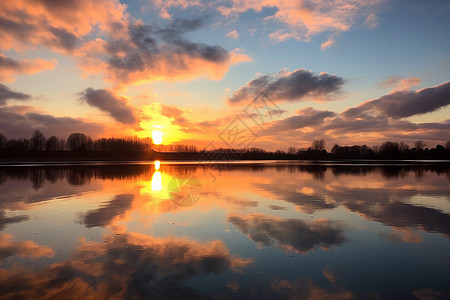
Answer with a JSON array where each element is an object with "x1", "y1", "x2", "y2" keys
[
  {"x1": 218, "y1": 0, "x2": 384, "y2": 42},
  {"x1": 0, "y1": 53, "x2": 57, "y2": 82}
]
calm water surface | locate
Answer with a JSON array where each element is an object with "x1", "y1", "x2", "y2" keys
[{"x1": 0, "y1": 162, "x2": 449, "y2": 299}]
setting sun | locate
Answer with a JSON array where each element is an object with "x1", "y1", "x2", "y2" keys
[
  {"x1": 152, "y1": 130, "x2": 163, "y2": 145},
  {"x1": 151, "y1": 125, "x2": 164, "y2": 145}
]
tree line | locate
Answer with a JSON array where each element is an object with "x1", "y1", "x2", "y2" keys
[
  {"x1": 0, "y1": 130, "x2": 152, "y2": 153},
  {"x1": 1, "y1": 131, "x2": 449, "y2": 160}
]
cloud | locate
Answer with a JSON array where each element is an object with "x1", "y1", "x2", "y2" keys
[
  {"x1": 344, "y1": 81, "x2": 450, "y2": 119},
  {"x1": 320, "y1": 37, "x2": 335, "y2": 51},
  {"x1": 378, "y1": 76, "x2": 422, "y2": 91},
  {"x1": 0, "y1": 106, "x2": 104, "y2": 138},
  {"x1": 82, "y1": 194, "x2": 134, "y2": 227},
  {"x1": 0, "y1": 84, "x2": 31, "y2": 105},
  {"x1": 0, "y1": 0, "x2": 127, "y2": 51},
  {"x1": 262, "y1": 107, "x2": 335, "y2": 134},
  {"x1": 218, "y1": 0, "x2": 384, "y2": 43},
  {"x1": 229, "y1": 213, "x2": 345, "y2": 253},
  {"x1": 80, "y1": 88, "x2": 136, "y2": 124},
  {"x1": 0, "y1": 53, "x2": 57, "y2": 82},
  {"x1": 76, "y1": 18, "x2": 251, "y2": 87},
  {"x1": 226, "y1": 30, "x2": 239, "y2": 39},
  {"x1": 227, "y1": 69, "x2": 344, "y2": 105},
  {"x1": 149, "y1": 0, "x2": 204, "y2": 19},
  {"x1": 364, "y1": 13, "x2": 378, "y2": 29}
]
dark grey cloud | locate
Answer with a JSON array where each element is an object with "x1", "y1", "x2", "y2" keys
[
  {"x1": 48, "y1": 26, "x2": 79, "y2": 51},
  {"x1": 228, "y1": 69, "x2": 344, "y2": 105},
  {"x1": 0, "y1": 84, "x2": 31, "y2": 105},
  {"x1": 80, "y1": 88, "x2": 136, "y2": 124},
  {"x1": 0, "y1": 14, "x2": 35, "y2": 45},
  {"x1": 0, "y1": 12, "x2": 79, "y2": 52},
  {"x1": 344, "y1": 81, "x2": 450, "y2": 119},
  {"x1": 92, "y1": 18, "x2": 232, "y2": 85},
  {"x1": 262, "y1": 107, "x2": 335, "y2": 134},
  {"x1": 229, "y1": 213, "x2": 345, "y2": 253},
  {"x1": 82, "y1": 194, "x2": 134, "y2": 227},
  {"x1": 0, "y1": 106, "x2": 103, "y2": 138}
]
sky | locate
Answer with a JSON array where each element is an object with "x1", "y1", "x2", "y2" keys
[{"x1": 1, "y1": 0, "x2": 450, "y2": 150}]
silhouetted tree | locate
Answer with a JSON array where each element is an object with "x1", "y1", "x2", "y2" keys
[
  {"x1": 399, "y1": 142, "x2": 409, "y2": 152},
  {"x1": 46, "y1": 136, "x2": 64, "y2": 151},
  {"x1": 311, "y1": 139, "x2": 325, "y2": 151},
  {"x1": 67, "y1": 133, "x2": 88, "y2": 151},
  {"x1": 415, "y1": 141, "x2": 427, "y2": 151},
  {"x1": 30, "y1": 130, "x2": 46, "y2": 151},
  {"x1": 446, "y1": 139, "x2": 450, "y2": 149},
  {"x1": 378, "y1": 141, "x2": 401, "y2": 158},
  {"x1": 288, "y1": 147, "x2": 296, "y2": 155},
  {"x1": 0, "y1": 133, "x2": 6, "y2": 150}
]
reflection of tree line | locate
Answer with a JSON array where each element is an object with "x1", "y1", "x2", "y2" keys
[
  {"x1": 0, "y1": 165, "x2": 153, "y2": 188},
  {"x1": 1, "y1": 164, "x2": 449, "y2": 188}
]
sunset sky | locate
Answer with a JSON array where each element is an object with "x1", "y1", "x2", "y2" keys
[{"x1": 1, "y1": 0, "x2": 450, "y2": 150}]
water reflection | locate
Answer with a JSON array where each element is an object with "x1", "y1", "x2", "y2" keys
[{"x1": 0, "y1": 162, "x2": 449, "y2": 298}]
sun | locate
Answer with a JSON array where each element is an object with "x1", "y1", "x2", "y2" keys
[{"x1": 152, "y1": 125, "x2": 164, "y2": 145}]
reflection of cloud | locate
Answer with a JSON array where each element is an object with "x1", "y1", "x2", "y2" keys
[
  {"x1": 271, "y1": 277, "x2": 353, "y2": 300},
  {"x1": 0, "y1": 233, "x2": 54, "y2": 261},
  {"x1": 82, "y1": 194, "x2": 134, "y2": 228},
  {"x1": 0, "y1": 211, "x2": 28, "y2": 231},
  {"x1": 355, "y1": 202, "x2": 450, "y2": 238},
  {"x1": 229, "y1": 213, "x2": 345, "y2": 253},
  {"x1": 412, "y1": 288, "x2": 450, "y2": 300},
  {"x1": 255, "y1": 180, "x2": 336, "y2": 214},
  {"x1": 228, "y1": 69, "x2": 344, "y2": 105},
  {"x1": 0, "y1": 232, "x2": 251, "y2": 298}
]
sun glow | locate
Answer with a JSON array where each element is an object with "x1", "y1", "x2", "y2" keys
[{"x1": 137, "y1": 104, "x2": 187, "y2": 145}]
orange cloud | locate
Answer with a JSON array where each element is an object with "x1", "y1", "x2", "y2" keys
[
  {"x1": 378, "y1": 76, "x2": 422, "y2": 92},
  {"x1": 0, "y1": 0, "x2": 127, "y2": 51},
  {"x1": 0, "y1": 53, "x2": 57, "y2": 82},
  {"x1": 320, "y1": 37, "x2": 335, "y2": 51},
  {"x1": 226, "y1": 30, "x2": 239, "y2": 39},
  {"x1": 219, "y1": 0, "x2": 384, "y2": 42}
]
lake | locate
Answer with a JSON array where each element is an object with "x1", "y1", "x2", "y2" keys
[{"x1": 0, "y1": 161, "x2": 449, "y2": 299}]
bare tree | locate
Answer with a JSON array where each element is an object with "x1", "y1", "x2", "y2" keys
[
  {"x1": 288, "y1": 147, "x2": 296, "y2": 155},
  {"x1": 445, "y1": 139, "x2": 450, "y2": 149},
  {"x1": 30, "y1": 130, "x2": 46, "y2": 151},
  {"x1": 311, "y1": 139, "x2": 325, "y2": 151},
  {"x1": 399, "y1": 142, "x2": 410, "y2": 152},
  {"x1": 415, "y1": 141, "x2": 427, "y2": 150},
  {"x1": 0, "y1": 133, "x2": 6, "y2": 150},
  {"x1": 67, "y1": 133, "x2": 88, "y2": 151},
  {"x1": 46, "y1": 136, "x2": 65, "y2": 151}
]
